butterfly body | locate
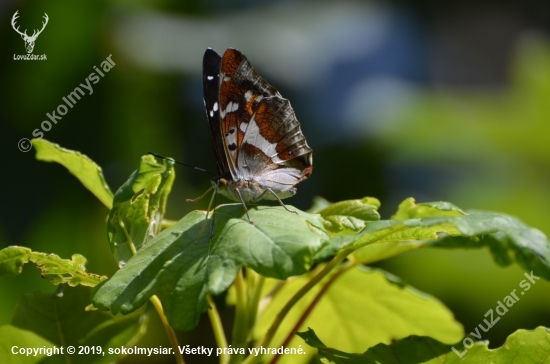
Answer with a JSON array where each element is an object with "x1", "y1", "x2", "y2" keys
[
  {"x1": 213, "y1": 178, "x2": 297, "y2": 204},
  {"x1": 203, "y1": 48, "x2": 312, "y2": 211}
]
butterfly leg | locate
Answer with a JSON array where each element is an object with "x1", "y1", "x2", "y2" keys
[
  {"x1": 193, "y1": 185, "x2": 218, "y2": 243},
  {"x1": 265, "y1": 188, "x2": 298, "y2": 215},
  {"x1": 209, "y1": 181, "x2": 220, "y2": 238},
  {"x1": 234, "y1": 188, "x2": 253, "y2": 224},
  {"x1": 187, "y1": 186, "x2": 214, "y2": 202}
]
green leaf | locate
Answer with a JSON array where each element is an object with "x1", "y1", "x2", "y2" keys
[
  {"x1": 318, "y1": 199, "x2": 550, "y2": 279},
  {"x1": 317, "y1": 197, "x2": 381, "y2": 234},
  {"x1": 432, "y1": 212, "x2": 550, "y2": 278},
  {"x1": 0, "y1": 246, "x2": 106, "y2": 287},
  {"x1": 339, "y1": 199, "x2": 466, "y2": 263},
  {"x1": 317, "y1": 216, "x2": 452, "y2": 263},
  {"x1": 93, "y1": 205, "x2": 328, "y2": 331},
  {"x1": 351, "y1": 240, "x2": 423, "y2": 265},
  {"x1": 255, "y1": 267, "x2": 463, "y2": 363},
  {"x1": 391, "y1": 198, "x2": 466, "y2": 219},
  {"x1": 307, "y1": 196, "x2": 333, "y2": 213},
  {"x1": 347, "y1": 218, "x2": 461, "y2": 264},
  {"x1": 0, "y1": 325, "x2": 55, "y2": 364},
  {"x1": 107, "y1": 154, "x2": 175, "y2": 266},
  {"x1": 298, "y1": 326, "x2": 550, "y2": 363},
  {"x1": 11, "y1": 286, "x2": 147, "y2": 364},
  {"x1": 33, "y1": 139, "x2": 113, "y2": 209}
]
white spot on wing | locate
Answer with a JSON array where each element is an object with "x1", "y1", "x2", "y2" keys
[
  {"x1": 244, "y1": 90, "x2": 253, "y2": 102},
  {"x1": 207, "y1": 76, "x2": 214, "y2": 80},
  {"x1": 226, "y1": 129, "x2": 238, "y2": 159},
  {"x1": 209, "y1": 110, "x2": 214, "y2": 117},
  {"x1": 220, "y1": 102, "x2": 239, "y2": 118},
  {"x1": 226, "y1": 129, "x2": 236, "y2": 139},
  {"x1": 213, "y1": 102, "x2": 218, "y2": 111},
  {"x1": 239, "y1": 116, "x2": 281, "y2": 178}
]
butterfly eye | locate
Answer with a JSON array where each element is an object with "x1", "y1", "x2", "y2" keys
[{"x1": 228, "y1": 143, "x2": 237, "y2": 151}]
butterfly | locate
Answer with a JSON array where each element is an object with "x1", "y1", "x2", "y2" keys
[{"x1": 201, "y1": 48, "x2": 313, "y2": 223}]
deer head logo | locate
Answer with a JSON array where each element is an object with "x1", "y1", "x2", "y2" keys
[{"x1": 11, "y1": 11, "x2": 49, "y2": 54}]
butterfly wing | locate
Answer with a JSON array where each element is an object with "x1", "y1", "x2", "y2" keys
[
  {"x1": 203, "y1": 48, "x2": 231, "y2": 179},
  {"x1": 204, "y1": 47, "x2": 313, "y2": 194},
  {"x1": 218, "y1": 49, "x2": 280, "y2": 179},
  {"x1": 239, "y1": 96, "x2": 313, "y2": 190},
  {"x1": 218, "y1": 48, "x2": 312, "y2": 191}
]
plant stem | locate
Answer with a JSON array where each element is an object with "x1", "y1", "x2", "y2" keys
[
  {"x1": 270, "y1": 260, "x2": 357, "y2": 364},
  {"x1": 207, "y1": 294, "x2": 229, "y2": 364},
  {"x1": 246, "y1": 268, "x2": 265, "y2": 333},
  {"x1": 119, "y1": 219, "x2": 137, "y2": 255},
  {"x1": 230, "y1": 269, "x2": 249, "y2": 364},
  {"x1": 257, "y1": 277, "x2": 292, "y2": 317},
  {"x1": 149, "y1": 295, "x2": 185, "y2": 364},
  {"x1": 241, "y1": 249, "x2": 352, "y2": 364}
]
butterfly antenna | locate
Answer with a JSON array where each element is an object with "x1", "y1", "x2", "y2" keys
[{"x1": 148, "y1": 152, "x2": 216, "y2": 177}]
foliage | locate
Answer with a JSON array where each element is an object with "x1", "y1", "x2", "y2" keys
[
  {"x1": 298, "y1": 326, "x2": 550, "y2": 364},
  {"x1": 0, "y1": 246, "x2": 105, "y2": 287},
  {"x1": 33, "y1": 139, "x2": 113, "y2": 209},
  {"x1": 1, "y1": 139, "x2": 550, "y2": 364},
  {"x1": 1, "y1": 286, "x2": 147, "y2": 364}
]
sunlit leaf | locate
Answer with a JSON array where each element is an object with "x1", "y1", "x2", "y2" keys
[
  {"x1": 255, "y1": 267, "x2": 463, "y2": 364},
  {"x1": 33, "y1": 139, "x2": 113, "y2": 209},
  {"x1": 317, "y1": 197, "x2": 380, "y2": 234},
  {"x1": 298, "y1": 326, "x2": 550, "y2": 364},
  {"x1": 318, "y1": 199, "x2": 550, "y2": 279},
  {"x1": 351, "y1": 241, "x2": 424, "y2": 265},
  {"x1": 0, "y1": 246, "x2": 106, "y2": 287},
  {"x1": 107, "y1": 154, "x2": 175, "y2": 266},
  {"x1": 397, "y1": 199, "x2": 550, "y2": 278},
  {"x1": 432, "y1": 211, "x2": 550, "y2": 278},
  {"x1": 391, "y1": 198, "x2": 466, "y2": 219},
  {"x1": 93, "y1": 205, "x2": 328, "y2": 331}
]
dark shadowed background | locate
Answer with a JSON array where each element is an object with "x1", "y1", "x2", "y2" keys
[{"x1": 2, "y1": 0, "x2": 550, "y2": 363}]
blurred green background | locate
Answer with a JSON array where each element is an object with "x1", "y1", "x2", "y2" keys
[{"x1": 2, "y1": 0, "x2": 550, "y2": 363}]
